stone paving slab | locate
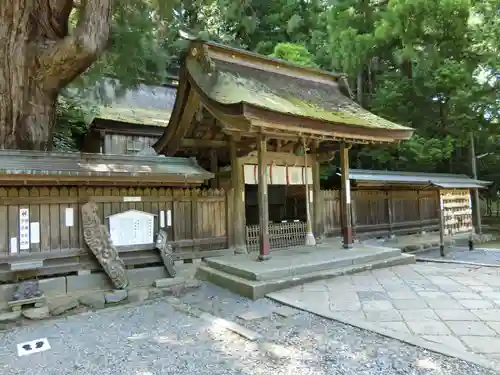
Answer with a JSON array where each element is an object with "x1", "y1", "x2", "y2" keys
[{"x1": 267, "y1": 262, "x2": 500, "y2": 365}]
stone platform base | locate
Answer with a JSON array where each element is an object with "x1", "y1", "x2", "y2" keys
[
  {"x1": 196, "y1": 244, "x2": 415, "y2": 300},
  {"x1": 8, "y1": 296, "x2": 46, "y2": 311},
  {"x1": 0, "y1": 263, "x2": 197, "y2": 310}
]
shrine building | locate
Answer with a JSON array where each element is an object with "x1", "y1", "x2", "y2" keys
[{"x1": 153, "y1": 39, "x2": 415, "y2": 259}]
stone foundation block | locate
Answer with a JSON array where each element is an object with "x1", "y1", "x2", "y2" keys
[
  {"x1": 39, "y1": 277, "x2": 67, "y2": 297},
  {"x1": 127, "y1": 267, "x2": 168, "y2": 287},
  {"x1": 66, "y1": 273, "x2": 112, "y2": 293}
]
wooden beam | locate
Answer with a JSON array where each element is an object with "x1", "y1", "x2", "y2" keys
[
  {"x1": 181, "y1": 138, "x2": 228, "y2": 148},
  {"x1": 257, "y1": 136, "x2": 271, "y2": 260},
  {"x1": 239, "y1": 151, "x2": 313, "y2": 167}
]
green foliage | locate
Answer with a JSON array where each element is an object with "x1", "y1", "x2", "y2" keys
[
  {"x1": 53, "y1": 96, "x2": 97, "y2": 152},
  {"x1": 62, "y1": 0, "x2": 499, "y2": 188},
  {"x1": 268, "y1": 43, "x2": 317, "y2": 68}
]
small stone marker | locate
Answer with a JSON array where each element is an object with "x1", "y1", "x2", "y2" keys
[
  {"x1": 238, "y1": 310, "x2": 271, "y2": 321},
  {"x1": 273, "y1": 306, "x2": 299, "y2": 318},
  {"x1": 17, "y1": 338, "x2": 51, "y2": 356}
]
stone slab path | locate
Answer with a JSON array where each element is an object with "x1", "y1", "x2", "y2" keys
[{"x1": 268, "y1": 262, "x2": 500, "y2": 364}]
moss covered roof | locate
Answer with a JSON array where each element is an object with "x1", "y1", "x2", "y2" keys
[
  {"x1": 92, "y1": 82, "x2": 176, "y2": 127},
  {"x1": 96, "y1": 106, "x2": 171, "y2": 127},
  {"x1": 187, "y1": 53, "x2": 411, "y2": 131}
]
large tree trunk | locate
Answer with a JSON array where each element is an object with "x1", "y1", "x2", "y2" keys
[{"x1": 0, "y1": 0, "x2": 112, "y2": 150}]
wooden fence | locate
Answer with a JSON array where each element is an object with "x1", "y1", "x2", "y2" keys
[
  {"x1": 321, "y1": 189, "x2": 439, "y2": 238},
  {"x1": 0, "y1": 187, "x2": 228, "y2": 281}
]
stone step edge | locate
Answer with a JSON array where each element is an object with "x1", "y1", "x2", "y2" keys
[
  {"x1": 196, "y1": 254, "x2": 415, "y2": 300},
  {"x1": 203, "y1": 248, "x2": 403, "y2": 281}
]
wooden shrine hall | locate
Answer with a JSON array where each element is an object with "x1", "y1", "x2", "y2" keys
[{"x1": 154, "y1": 39, "x2": 414, "y2": 260}]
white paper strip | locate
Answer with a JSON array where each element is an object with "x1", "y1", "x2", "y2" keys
[
  {"x1": 160, "y1": 210, "x2": 165, "y2": 228},
  {"x1": 30, "y1": 223, "x2": 40, "y2": 244},
  {"x1": 288, "y1": 167, "x2": 303, "y2": 185},
  {"x1": 345, "y1": 179, "x2": 351, "y2": 204},
  {"x1": 65, "y1": 207, "x2": 74, "y2": 227},
  {"x1": 166, "y1": 210, "x2": 172, "y2": 227},
  {"x1": 19, "y1": 208, "x2": 30, "y2": 250},
  {"x1": 10, "y1": 237, "x2": 18, "y2": 254}
]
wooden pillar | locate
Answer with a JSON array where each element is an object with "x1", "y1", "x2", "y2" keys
[
  {"x1": 257, "y1": 136, "x2": 271, "y2": 260},
  {"x1": 340, "y1": 142, "x2": 353, "y2": 248},
  {"x1": 417, "y1": 190, "x2": 424, "y2": 233},
  {"x1": 387, "y1": 191, "x2": 394, "y2": 236},
  {"x1": 312, "y1": 141, "x2": 323, "y2": 241},
  {"x1": 230, "y1": 136, "x2": 246, "y2": 254},
  {"x1": 210, "y1": 149, "x2": 218, "y2": 189},
  {"x1": 438, "y1": 189, "x2": 445, "y2": 257},
  {"x1": 303, "y1": 139, "x2": 316, "y2": 246}
]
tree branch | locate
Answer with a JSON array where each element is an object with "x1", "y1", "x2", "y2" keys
[{"x1": 39, "y1": 0, "x2": 112, "y2": 91}]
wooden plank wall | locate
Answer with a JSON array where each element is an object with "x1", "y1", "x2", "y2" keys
[
  {"x1": 0, "y1": 187, "x2": 227, "y2": 281},
  {"x1": 321, "y1": 189, "x2": 439, "y2": 238}
]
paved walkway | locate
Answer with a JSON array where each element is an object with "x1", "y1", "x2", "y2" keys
[
  {"x1": 1, "y1": 282, "x2": 497, "y2": 375},
  {"x1": 268, "y1": 262, "x2": 500, "y2": 364},
  {"x1": 417, "y1": 247, "x2": 500, "y2": 265}
]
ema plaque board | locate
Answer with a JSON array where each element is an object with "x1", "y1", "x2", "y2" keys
[{"x1": 108, "y1": 210, "x2": 156, "y2": 247}]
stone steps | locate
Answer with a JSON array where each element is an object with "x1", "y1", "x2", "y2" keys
[{"x1": 196, "y1": 252, "x2": 415, "y2": 300}]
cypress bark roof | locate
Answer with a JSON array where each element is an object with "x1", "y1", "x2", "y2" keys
[{"x1": 187, "y1": 47, "x2": 409, "y2": 131}]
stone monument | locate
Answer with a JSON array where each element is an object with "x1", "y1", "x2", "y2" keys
[
  {"x1": 155, "y1": 229, "x2": 176, "y2": 277},
  {"x1": 81, "y1": 201, "x2": 129, "y2": 289}
]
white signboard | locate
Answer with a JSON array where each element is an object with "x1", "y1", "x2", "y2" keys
[
  {"x1": 10, "y1": 237, "x2": 18, "y2": 254},
  {"x1": 123, "y1": 196, "x2": 142, "y2": 202},
  {"x1": 160, "y1": 210, "x2": 165, "y2": 228},
  {"x1": 108, "y1": 210, "x2": 155, "y2": 247},
  {"x1": 166, "y1": 210, "x2": 172, "y2": 227},
  {"x1": 30, "y1": 222, "x2": 40, "y2": 244},
  {"x1": 19, "y1": 208, "x2": 30, "y2": 250},
  {"x1": 17, "y1": 338, "x2": 51, "y2": 357},
  {"x1": 65, "y1": 207, "x2": 74, "y2": 227}
]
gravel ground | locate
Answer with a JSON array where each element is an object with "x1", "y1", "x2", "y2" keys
[
  {"x1": 417, "y1": 247, "x2": 500, "y2": 265},
  {"x1": 0, "y1": 283, "x2": 498, "y2": 375}
]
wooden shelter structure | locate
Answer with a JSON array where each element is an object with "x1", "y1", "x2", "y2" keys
[
  {"x1": 154, "y1": 39, "x2": 414, "y2": 259},
  {"x1": 82, "y1": 81, "x2": 177, "y2": 155},
  {"x1": 323, "y1": 169, "x2": 491, "y2": 242}
]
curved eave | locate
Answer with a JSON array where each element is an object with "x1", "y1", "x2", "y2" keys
[
  {"x1": 155, "y1": 64, "x2": 414, "y2": 156},
  {"x1": 153, "y1": 65, "x2": 192, "y2": 155},
  {"x1": 242, "y1": 104, "x2": 414, "y2": 143}
]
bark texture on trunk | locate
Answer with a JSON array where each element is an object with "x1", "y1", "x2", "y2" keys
[{"x1": 0, "y1": 0, "x2": 112, "y2": 150}]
